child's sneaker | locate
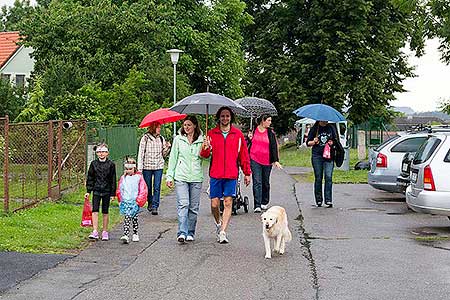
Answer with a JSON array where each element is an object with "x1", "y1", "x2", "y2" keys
[
  {"x1": 88, "y1": 230, "x2": 99, "y2": 240},
  {"x1": 120, "y1": 235, "x2": 129, "y2": 244},
  {"x1": 186, "y1": 235, "x2": 194, "y2": 241},
  {"x1": 101, "y1": 231, "x2": 109, "y2": 241},
  {"x1": 177, "y1": 234, "x2": 186, "y2": 243},
  {"x1": 132, "y1": 234, "x2": 140, "y2": 242}
]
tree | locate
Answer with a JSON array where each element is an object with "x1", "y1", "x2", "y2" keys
[
  {"x1": 243, "y1": 0, "x2": 425, "y2": 134},
  {"x1": 14, "y1": 77, "x2": 55, "y2": 122},
  {"x1": 0, "y1": 0, "x2": 34, "y2": 31},
  {"x1": 20, "y1": 0, "x2": 251, "y2": 123},
  {"x1": 0, "y1": 79, "x2": 26, "y2": 119}
]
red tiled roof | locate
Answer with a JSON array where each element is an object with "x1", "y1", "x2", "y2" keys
[{"x1": 0, "y1": 31, "x2": 21, "y2": 68}]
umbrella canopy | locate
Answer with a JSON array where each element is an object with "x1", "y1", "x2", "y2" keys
[
  {"x1": 235, "y1": 97, "x2": 278, "y2": 118},
  {"x1": 139, "y1": 108, "x2": 187, "y2": 128},
  {"x1": 293, "y1": 104, "x2": 346, "y2": 122},
  {"x1": 170, "y1": 92, "x2": 247, "y2": 131}
]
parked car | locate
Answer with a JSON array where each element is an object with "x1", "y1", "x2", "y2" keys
[
  {"x1": 396, "y1": 152, "x2": 416, "y2": 193},
  {"x1": 368, "y1": 132, "x2": 429, "y2": 193},
  {"x1": 406, "y1": 132, "x2": 450, "y2": 218}
]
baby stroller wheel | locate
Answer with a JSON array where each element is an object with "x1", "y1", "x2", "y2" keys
[{"x1": 243, "y1": 196, "x2": 249, "y2": 213}]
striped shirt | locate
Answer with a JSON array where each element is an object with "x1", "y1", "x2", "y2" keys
[{"x1": 137, "y1": 133, "x2": 170, "y2": 171}]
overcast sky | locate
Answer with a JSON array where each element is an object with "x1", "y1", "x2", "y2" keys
[{"x1": 1, "y1": 0, "x2": 449, "y2": 112}]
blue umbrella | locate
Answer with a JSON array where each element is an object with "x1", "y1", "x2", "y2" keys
[{"x1": 293, "y1": 104, "x2": 346, "y2": 122}]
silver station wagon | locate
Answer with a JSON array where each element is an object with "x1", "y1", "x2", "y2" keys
[
  {"x1": 406, "y1": 132, "x2": 450, "y2": 218},
  {"x1": 368, "y1": 132, "x2": 429, "y2": 193}
]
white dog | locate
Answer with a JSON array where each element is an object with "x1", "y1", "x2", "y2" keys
[{"x1": 261, "y1": 206, "x2": 292, "y2": 259}]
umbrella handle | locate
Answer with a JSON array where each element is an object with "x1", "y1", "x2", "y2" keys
[{"x1": 206, "y1": 104, "x2": 209, "y2": 133}]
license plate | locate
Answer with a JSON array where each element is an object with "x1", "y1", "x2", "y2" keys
[
  {"x1": 402, "y1": 163, "x2": 408, "y2": 172},
  {"x1": 411, "y1": 172, "x2": 417, "y2": 183}
]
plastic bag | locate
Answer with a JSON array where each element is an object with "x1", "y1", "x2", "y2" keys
[
  {"x1": 81, "y1": 194, "x2": 93, "y2": 227},
  {"x1": 323, "y1": 143, "x2": 331, "y2": 159}
]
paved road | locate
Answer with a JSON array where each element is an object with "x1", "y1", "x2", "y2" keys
[{"x1": 2, "y1": 167, "x2": 450, "y2": 300}]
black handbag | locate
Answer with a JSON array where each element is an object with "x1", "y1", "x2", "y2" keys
[{"x1": 333, "y1": 138, "x2": 345, "y2": 167}]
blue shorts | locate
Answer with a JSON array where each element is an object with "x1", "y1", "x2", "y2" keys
[{"x1": 209, "y1": 178, "x2": 237, "y2": 199}]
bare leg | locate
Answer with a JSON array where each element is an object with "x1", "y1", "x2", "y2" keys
[
  {"x1": 92, "y1": 212, "x2": 99, "y2": 232},
  {"x1": 102, "y1": 214, "x2": 109, "y2": 232},
  {"x1": 211, "y1": 198, "x2": 221, "y2": 224},
  {"x1": 221, "y1": 197, "x2": 233, "y2": 232}
]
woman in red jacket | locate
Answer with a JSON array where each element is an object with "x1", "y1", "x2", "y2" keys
[{"x1": 200, "y1": 107, "x2": 251, "y2": 244}]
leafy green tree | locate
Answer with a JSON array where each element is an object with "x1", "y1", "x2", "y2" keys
[
  {"x1": 14, "y1": 77, "x2": 55, "y2": 122},
  {"x1": 0, "y1": 0, "x2": 34, "y2": 31},
  {"x1": 243, "y1": 0, "x2": 424, "y2": 134},
  {"x1": 0, "y1": 79, "x2": 26, "y2": 119},
  {"x1": 20, "y1": 0, "x2": 251, "y2": 123}
]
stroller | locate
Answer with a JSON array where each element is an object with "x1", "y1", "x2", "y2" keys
[{"x1": 219, "y1": 172, "x2": 249, "y2": 215}]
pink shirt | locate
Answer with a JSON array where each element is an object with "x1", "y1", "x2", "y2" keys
[{"x1": 250, "y1": 128, "x2": 270, "y2": 166}]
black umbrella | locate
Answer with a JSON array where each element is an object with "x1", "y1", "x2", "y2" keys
[{"x1": 235, "y1": 97, "x2": 278, "y2": 128}]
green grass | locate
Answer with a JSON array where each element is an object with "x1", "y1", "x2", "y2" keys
[
  {"x1": 0, "y1": 174, "x2": 174, "y2": 254},
  {"x1": 280, "y1": 143, "x2": 369, "y2": 184}
]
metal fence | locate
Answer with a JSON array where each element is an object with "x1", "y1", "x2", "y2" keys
[{"x1": 1, "y1": 116, "x2": 87, "y2": 214}]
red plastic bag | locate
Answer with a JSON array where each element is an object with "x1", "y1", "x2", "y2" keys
[
  {"x1": 81, "y1": 194, "x2": 93, "y2": 227},
  {"x1": 323, "y1": 143, "x2": 331, "y2": 159}
]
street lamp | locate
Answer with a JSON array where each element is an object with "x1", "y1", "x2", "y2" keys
[{"x1": 167, "y1": 49, "x2": 183, "y2": 138}]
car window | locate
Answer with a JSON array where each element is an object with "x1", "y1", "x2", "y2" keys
[
  {"x1": 444, "y1": 148, "x2": 450, "y2": 163},
  {"x1": 374, "y1": 135, "x2": 400, "y2": 151},
  {"x1": 391, "y1": 137, "x2": 428, "y2": 153},
  {"x1": 413, "y1": 137, "x2": 441, "y2": 164}
]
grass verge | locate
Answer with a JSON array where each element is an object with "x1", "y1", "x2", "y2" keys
[{"x1": 280, "y1": 142, "x2": 369, "y2": 184}]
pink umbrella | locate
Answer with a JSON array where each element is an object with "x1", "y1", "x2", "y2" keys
[{"x1": 139, "y1": 108, "x2": 187, "y2": 128}]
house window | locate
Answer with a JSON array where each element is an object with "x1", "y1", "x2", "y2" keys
[
  {"x1": 15, "y1": 74, "x2": 25, "y2": 87},
  {"x1": 1, "y1": 73, "x2": 10, "y2": 82}
]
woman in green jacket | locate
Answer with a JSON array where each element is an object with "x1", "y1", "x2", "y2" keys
[{"x1": 166, "y1": 116, "x2": 204, "y2": 243}]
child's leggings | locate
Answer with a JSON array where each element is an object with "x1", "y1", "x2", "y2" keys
[{"x1": 123, "y1": 216, "x2": 138, "y2": 235}]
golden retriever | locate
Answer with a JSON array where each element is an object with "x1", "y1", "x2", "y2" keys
[{"x1": 261, "y1": 206, "x2": 292, "y2": 259}]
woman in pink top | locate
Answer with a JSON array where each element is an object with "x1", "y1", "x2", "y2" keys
[{"x1": 247, "y1": 115, "x2": 282, "y2": 212}]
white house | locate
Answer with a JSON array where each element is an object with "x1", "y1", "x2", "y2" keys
[{"x1": 0, "y1": 31, "x2": 35, "y2": 87}]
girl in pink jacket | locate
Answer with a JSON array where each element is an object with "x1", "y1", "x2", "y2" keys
[{"x1": 116, "y1": 158, "x2": 148, "y2": 244}]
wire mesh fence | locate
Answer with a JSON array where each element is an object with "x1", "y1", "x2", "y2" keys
[{"x1": 1, "y1": 117, "x2": 87, "y2": 214}]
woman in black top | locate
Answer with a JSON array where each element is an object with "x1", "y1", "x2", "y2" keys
[{"x1": 306, "y1": 121, "x2": 336, "y2": 207}]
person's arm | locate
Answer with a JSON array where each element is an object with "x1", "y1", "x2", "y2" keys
[
  {"x1": 110, "y1": 162, "x2": 117, "y2": 198},
  {"x1": 116, "y1": 176, "x2": 123, "y2": 202},
  {"x1": 271, "y1": 129, "x2": 283, "y2": 169},
  {"x1": 137, "y1": 135, "x2": 146, "y2": 172},
  {"x1": 306, "y1": 125, "x2": 318, "y2": 147},
  {"x1": 166, "y1": 136, "x2": 179, "y2": 186},
  {"x1": 136, "y1": 175, "x2": 148, "y2": 207},
  {"x1": 238, "y1": 133, "x2": 252, "y2": 177},
  {"x1": 162, "y1": 136, "x2": 171, "y2": 157},
  {"x1": 85, "y1": 162, "x2": 95, "y2": 197},
  {"x1": 200, "y1": 135, "x2": 211, "y2": 158}
]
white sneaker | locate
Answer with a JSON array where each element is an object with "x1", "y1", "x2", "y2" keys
[
  {"x1": 186, "y1": 235, "x2": 194, "y2": 241},
  {"x1": 215, "y1": 221, "x2": 222, "y2": 241},
  {"x1": 218, "y1": 231, "x2": 229, "y2": 244},
  {"x1": 254, "y1": 207, "x2": 262, "y2": 213},
  {"x1": 177, "y1": 234, "x2": 186, "y2": 243},
  {"x1": 261, "y1": 205, "x2": 268, "y2": 210},
  {"x1": 132, "y1": 234, "x2": 139, "y2": 242},
  {"x1": 120, "y1": 235, "x2": 129, "y2": 244}
]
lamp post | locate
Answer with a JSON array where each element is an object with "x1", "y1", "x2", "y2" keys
[{"x1": 167, "y1": 49, "x2": 183, "y2": 138}]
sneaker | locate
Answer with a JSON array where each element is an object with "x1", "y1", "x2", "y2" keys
[
  {"x1": 177, "y1": 234, "x2": 186, "y2": 243},
  {"x1": 151, "y1": 207, "x2": 158, "y2": 215},
  {"x1": 147, "y1": 206, "x2": 153, "y2": 213},
  {"x1": 101, "y1": 231, "x2": 109, "y2": 241},
  {"x1": 254, "y1": 207, "x2": 262, "y2": 213},
  {"x1": 316, "y1": 201, "x2": 323, "y2": 207},
  {"x1": 215, "y1": 221, "x2": 222, "y2": 241},
  {"x1": 88, "y1": 230, "x2": 99, "y2": 240},
  {"x1": 186, "y1": 235, "x2": 194, "y2": 241},
  {"x1": 325, "y1": 201, "x2": 333, "y2": 208},
  {"x1": 120, "y1": 235, "x2": 129, "y2": 244},
  {"x1": 218, "y1": 231, "x2": 229, "y2": 244},
  {"x1": 261, "y1": 204, "x2": 268, "y2": 210},
  {"x1": 132, "y1": 234, "x2": 140, "y2": 242}
]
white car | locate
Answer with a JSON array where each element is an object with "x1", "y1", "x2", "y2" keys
[
  {"x1": 406, "y1": 132, "x2": 450, "y2": 218},
  {"x1": 368, "y1": 132, "x2": 429, "y2": 193}
]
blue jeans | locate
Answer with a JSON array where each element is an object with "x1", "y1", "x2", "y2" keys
[
  {"x1": 251, "y1": 159, "x2": 272, "y2": 208},
  {"x1": 175, "y1": 181, "x2": 202, "y2": 237},
  {"x1": 311, "y1": 155, "x2": 334, "y2": 204},
  {"x1": 142, "y1": 169, "x2": 163, "y2": 209}
]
